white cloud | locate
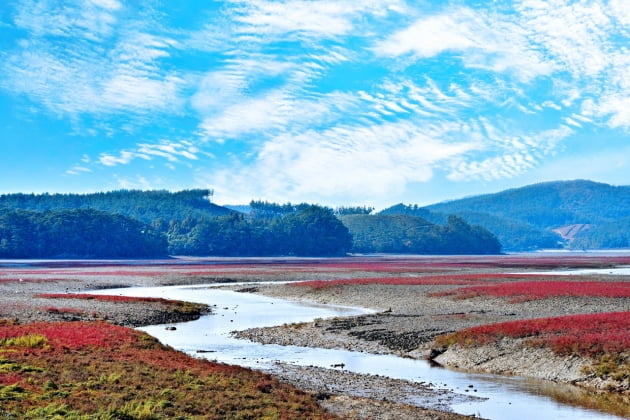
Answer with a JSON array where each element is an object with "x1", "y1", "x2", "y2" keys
[
  {"x1": 101, "y1": 74, "x2": 182, "y2": 111},
  {"x1": 100, "y1": 150, "x2": 136, "y2": 167},
  {"x1": 515, "y1": 0, "x2": 611, "y2": 78},
  {"x1": 65, "y1": 166, "x2": 92, "y2": 175},
  {"x1": 375, "y1": 13, "x2": 475, "y2": 57},
  {"x1": 200, "y1": 88, "x2": 357, "y2": 139},
  {"x1": 113, "y1": 175, "x2": 154, "y2": 191},
  {"x1": 3, "y1": 32, "x2": 184, "y2": 117},
  {"x1": 191, "y1": 56, "x2": 296, "y2": 115},
  {"x1": 593, "y1": 95, "x2": 630, "y2": 129},
  {"x1": 374, "y1": 7, "x2": 555, "y2": 81},
  {"x1": 201, "y1": 119, "x2": 481, "y2": 205},
  {"x1": 447, "y1": 125, "x2": 573, "y2": 181},
  {"x1": 13, "y1": 0, "x2": 121, "y2": 40},
  {"x1": 89, "y1": 0, "x2": 122, "y2": 11},
  {"x1": 98, "y1": 141, "x2": 201, "y2": 167},
  {"x1": 3, "y1": 2, "x2": 185, "y2": 119},
  {"x1": 230, "y1": 0, "x2": 406, "y2": 39},
  {"x1": 609, "y1": 0, "x2": 630, "y2": 25}
]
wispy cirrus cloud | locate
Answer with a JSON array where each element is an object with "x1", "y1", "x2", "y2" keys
[
  {"x1": 65, "y1": 165, "x2": 92, "y2": 176},
  {"x1": 13, "y1": 0, "x2": 122, "y2": 40},
  {"x1": 98, "y1": 141, "x2": 202, "y2": 167},
  {"x1": 3, "y1": 1, "x2": 184, "y2": 119},
  {"x1": 374, "y1": 6, "x2": 555, "y2": 82},
  {"x1": 447, "y1": 125, "x2": 573, "y2": 182},
  {"x1": 229, "y1": 0, "x2": 407, "y2": 39},
  {"x1": 202, "y1": 117, "x2": 481, "y2": 204}
]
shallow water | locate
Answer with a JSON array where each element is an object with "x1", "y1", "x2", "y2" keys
[
  {"x1": 525, "y1": 266, "x2": 630, "y2": 276},
  {"x1": 92, "y1": 285, "x2": 625, "y2": 420}
]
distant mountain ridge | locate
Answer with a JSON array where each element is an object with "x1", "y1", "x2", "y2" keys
[
  {"x1": 382, "y1": 180, "x2": 630, "y2": 251},
  {"x1": 2, "y1": 180, "x2": 629, "y2": 255}
]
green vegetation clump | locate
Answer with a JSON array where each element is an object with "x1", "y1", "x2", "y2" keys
[
  {"x1": 0, "y1": 192, "x2": 353, "y2": 257},
  {"x1": 0, "y1": 208, "x2": 167, "y2": 258},
  {"x1": 168, "y1": 205, "x2": 352, "y2": 256},
  {"x1": 341, "y1": 214, "x2": 501, "y2": 254}
]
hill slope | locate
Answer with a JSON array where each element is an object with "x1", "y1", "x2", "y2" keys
[
  {"x1": 416, "y1": 180, "x2": 630, "y2": 251},
  {"x1": 425, "y1": 180, "x2": 630, "y2": 228},
  {"x1": 340, "y1": 214, "x2": 501, "y2": 254},
  {"x1": 0, "y1": 189, "x2": 232, "y2": 225}
]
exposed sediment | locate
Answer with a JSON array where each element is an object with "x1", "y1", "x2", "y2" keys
[{"x1": 232, "y1": 282, "x2": 630, "y2": 394}]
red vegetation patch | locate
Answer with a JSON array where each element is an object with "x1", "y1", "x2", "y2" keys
[
  {"x1": 432, "y1": 280, "x2": 630, "y2": 302},
  {"x1": 43, "y1": 270, "x2": 167, "y2": 277},
  {"x1": 437, "y1": 312, "x2": 630, "y2": 358},
  {"x1": 0, "y1": 321, "x2": 138, "y2": 350},
  {"x1": 0, "y1": 321, "x2": 335, "y2": 418},
  {"x1": 292, "y1": 273, "x2": 547, "y2": 289},
  {"x1": 0, "y1": 372, "x2": 22, "y2": 386},
  {"x1": 36, "y1": 293, "x2": 177, "y2": 305}
]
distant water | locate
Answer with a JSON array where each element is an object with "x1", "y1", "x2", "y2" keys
[{"x1": 513, "y1": 266, "x2": 630, "y2": 275}]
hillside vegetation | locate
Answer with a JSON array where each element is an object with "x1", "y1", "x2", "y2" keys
[
  {"x1": 341, "y1": 214, "x2": 501, "y2": 254},
  {"x1": 0, "y1": 209, "x2": 166, "y2": 258},
  {"x1": 384, "y1": 180, "x2": 630, "y2": 251},
  {"x1": 0, "y1": 189, "x2": 230, "y2": 226},
  {"x1": 4, "y1": 180, "x2": 628, "y2": 256}
]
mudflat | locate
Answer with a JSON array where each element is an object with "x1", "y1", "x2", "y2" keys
[{"x1": 2, "y1": 255, "x2": 630, "y2": 418}]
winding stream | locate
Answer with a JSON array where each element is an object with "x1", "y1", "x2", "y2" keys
[{"x1": 92, "y1": 284, "x2": 625, "y2": 420}]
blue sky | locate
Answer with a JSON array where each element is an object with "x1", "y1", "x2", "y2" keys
[{"x1": 2, "y1": 0, "x2": 630, "y2": 208}]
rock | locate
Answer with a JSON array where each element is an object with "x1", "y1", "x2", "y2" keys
[{"x1": 428, "y1": 347, "x2": 446, "y2": 360}]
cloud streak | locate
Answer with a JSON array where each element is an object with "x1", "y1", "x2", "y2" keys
[
  {"x1": 3, "y1": 2, "x2": 184, "y2": 119},
  {"x1": 98, "y1": 141, "x2": 202, "y2": 167}
]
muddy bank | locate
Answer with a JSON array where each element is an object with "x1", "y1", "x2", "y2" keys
[
  {"x1": 268, "y1": 364, "x2": 480, "y2": 420},
  {"x1": 3, "y1": 257, "x2": 630, "y2": 419},
  {"x1": 232, "y1": 282, "x2": 630, "y2": 394},
  {"x1": 0, "y1": 275, "x2": 210, "y2": 327}
]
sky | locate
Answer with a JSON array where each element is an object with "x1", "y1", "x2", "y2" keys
[{"x1": 1, "y1": 0, "x2": 630, "y2": 209}]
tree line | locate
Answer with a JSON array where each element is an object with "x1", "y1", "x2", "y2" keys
[
  {"x1": 341, "y1": 214, "x2": 501, "y2": 254},
  {"x1": 0, "y1": 209, "x2": 166, "y2": 258},
  {"x1": 167, "y1": 205, "x2": 352, "y2": 256},
  {"x1": 0, "y1": 190, "x2": 503, "y2": 258},
  {"x1": 0, "y1": 205, "x2": 353, "y2": 258}
]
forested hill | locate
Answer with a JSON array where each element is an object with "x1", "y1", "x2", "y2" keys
[
  {"x1": 0, "y1": 189, "x2": 231, "y2": 226},
  {"x1": 340, "y1": 214, "x2": 501, "y2": 255},
  {"x1": 0, "y1": 209, "x2": 167, "y2": 258},
  {"x1": 386, "y1": 180, "x2": 630, "y2": 251},
  {"x1": 0, "y1": 192, "x2": 354, "y2": 258},
  {"x1": 424, "y1": 180, "x2": 630, "y2": 227},
  {"x1": 14, "y1": 181, "x2": 630, "y2": 256}
]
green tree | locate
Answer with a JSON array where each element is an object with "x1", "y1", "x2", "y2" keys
[{"x1": 281, "y1": 206, "x2": 352, "y2": 256}]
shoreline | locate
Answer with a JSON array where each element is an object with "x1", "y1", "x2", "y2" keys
[{"x1": 231, "y1": 282, "x2": 630, "y2": 396}]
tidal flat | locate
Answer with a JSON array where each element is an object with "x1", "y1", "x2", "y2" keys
[{"x1": 1, "y1": 255, "x2": 629, "y2": 419}]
